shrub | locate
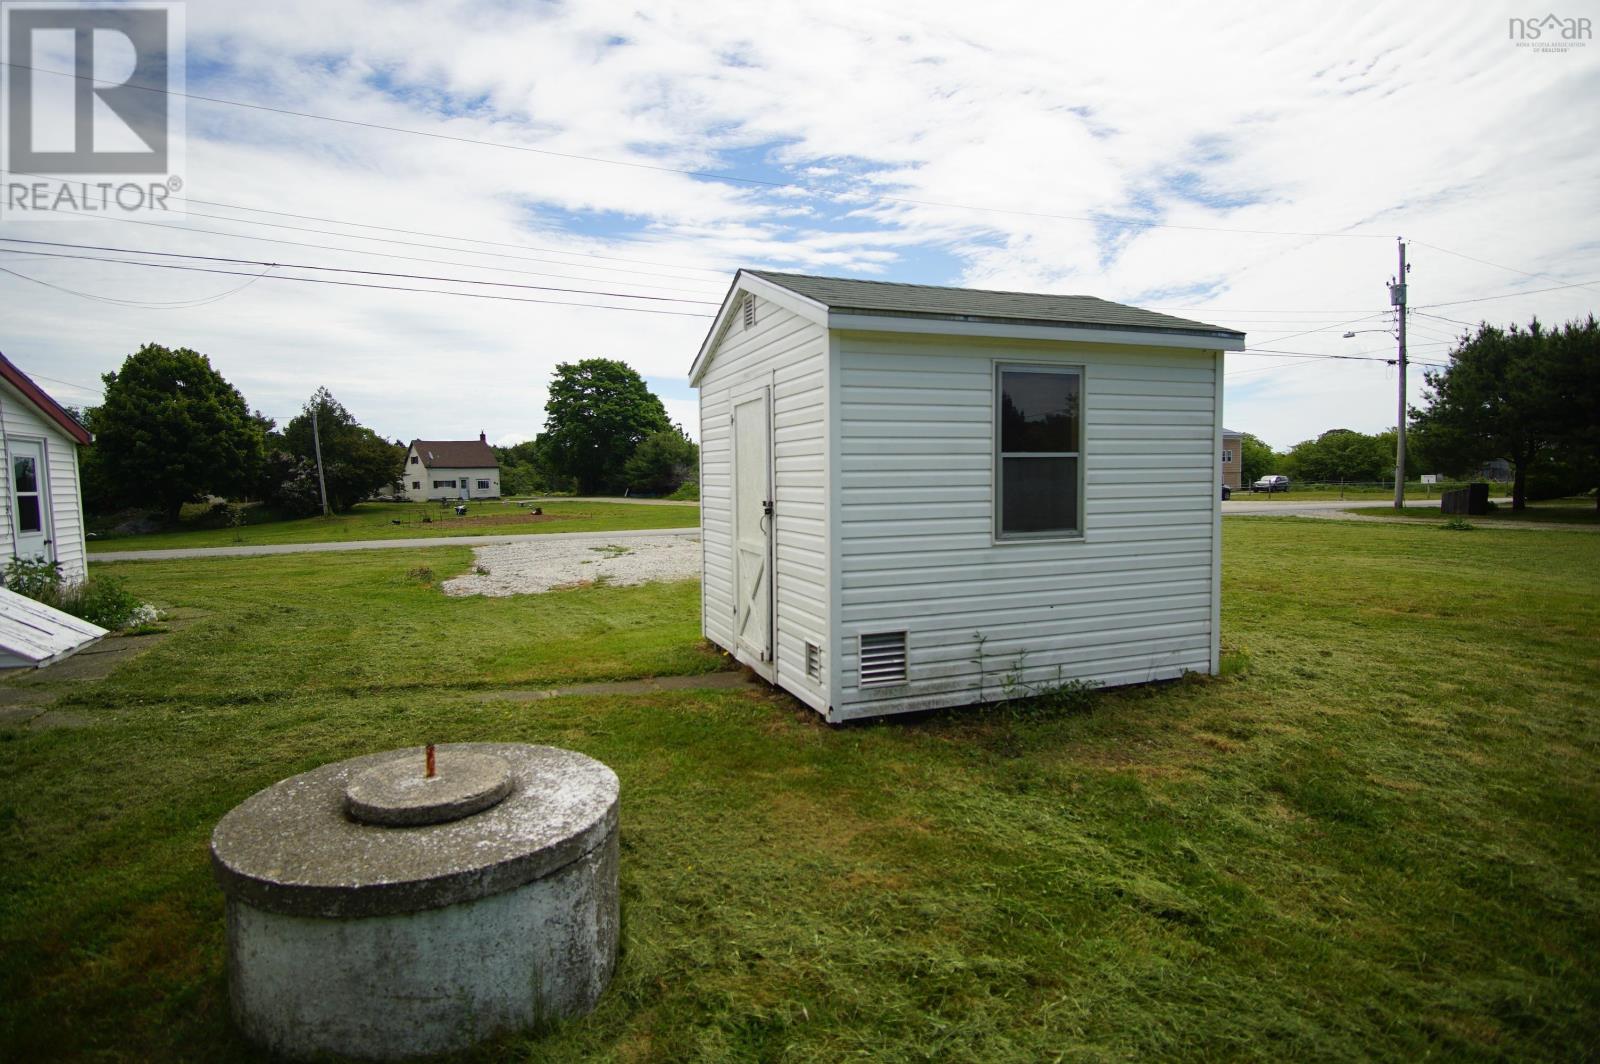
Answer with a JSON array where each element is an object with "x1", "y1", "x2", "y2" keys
[
  {"x1": 4, "y1": 557, "x2": 62, "y2": 600},
  {"x1": 667, "y1": 481, "x2": 700, "y2": 501},
  {"x1": 3, "y1": 558, "x2": 151, "y2": 629}
]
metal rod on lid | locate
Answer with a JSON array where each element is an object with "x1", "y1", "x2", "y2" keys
[{"x1": 425, "y1": 744, "x2": 436, "y2": 778}]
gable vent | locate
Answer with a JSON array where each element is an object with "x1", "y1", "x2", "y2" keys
[
  {"x1": 742, "y1": 295, "x2": 756, "y2": 329},
  {"x1": 805, "y1": 641, "x2": 822, "y2": 682},
  {"x1": 858, "y1": 631, "x2": 908, "y2": 687}
]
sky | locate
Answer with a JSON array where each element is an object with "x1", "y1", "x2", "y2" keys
[{"x1": 2, "y1": 0, "x2": 1597, "y2": 450}]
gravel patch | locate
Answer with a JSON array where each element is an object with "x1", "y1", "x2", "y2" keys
[{"x1": 442, "y1": 533, "x2": 702, "y2": 596}]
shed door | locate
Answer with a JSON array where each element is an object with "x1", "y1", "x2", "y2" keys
[
  {"x1": 732, "y1": 386, "x2": 773, "y2": 666},
  {"x1": 9, "y1": 439, "x2": 50, "y2": 563}
]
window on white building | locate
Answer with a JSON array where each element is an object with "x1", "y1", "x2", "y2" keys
[{"x1": 996, "y1": 364, "x2": 1082, "y2": 538}]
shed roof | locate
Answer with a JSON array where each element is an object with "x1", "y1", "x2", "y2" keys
[
  {"x1": 0, "y1": 351, "x2": 92, "y2": 445},
  {"x1": 409, "y1": 439, "x2": 497, "y2": 468},
  {"x1": 747, "y1": 271, "x2": 1245, "y2": 341}
]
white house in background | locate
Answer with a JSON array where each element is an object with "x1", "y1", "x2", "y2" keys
[
  {"x1": 0, "y1": 352, "x2": 92, "y2": 583},
  {"x1": 690, "y1": 271, "x2": 1246, "y2": 722},
  {"x1": 400, "y1": 434, "x2": 500, "y2": 502}
]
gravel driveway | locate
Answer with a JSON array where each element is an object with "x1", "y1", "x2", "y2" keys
[{"x1": 442, "y1": 532, "x2": 702, "y2": 596}]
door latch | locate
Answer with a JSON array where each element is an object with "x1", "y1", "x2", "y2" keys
[{"x1": 762, "y1": 500, "x2": 774, "y2": 516}]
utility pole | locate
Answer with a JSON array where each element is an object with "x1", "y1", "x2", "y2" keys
[
  {"x1": 311, "y1": 397, "x2": 331, "y2": 517},
  {"x1": 1390, "y1": 238, "x2": 1409, "y2": 510}
]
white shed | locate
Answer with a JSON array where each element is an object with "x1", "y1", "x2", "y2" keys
[
  {"x1": 690, "y1": 271, "x2": 1245, "y2": 722},
  {"x1": 0, "y1": 352, "x2": 92, "y2": 584}
]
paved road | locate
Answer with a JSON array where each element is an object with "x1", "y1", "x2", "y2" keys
[
  {"x1": 1222, "y1": 497, "x2": 1445, "y2": 516},
  {"x1": 92, "y1": 526, "x2": 700, "y2": 562}
]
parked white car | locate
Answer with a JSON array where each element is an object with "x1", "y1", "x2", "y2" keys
[{"x1": 1251, "y1": 475, "x2": 1291, "y2": 493}]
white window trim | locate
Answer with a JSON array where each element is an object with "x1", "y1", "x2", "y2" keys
[{"x1": 992, "y1": 360, "x2": 1086, "y2": 543}]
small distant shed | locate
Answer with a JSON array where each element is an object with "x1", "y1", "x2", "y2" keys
[
  {"x1": 0, "y1": 351, "x2": 92, "y2": 583},
  {"x1": 689, "y1": 271, "x2": 1245, "y2": 722}
]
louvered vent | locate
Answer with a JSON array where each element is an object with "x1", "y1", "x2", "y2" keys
[
  {"x1": 742, "y1": 295, "x2": 756, "y2": 329},
  {"x1": 805, "y1": 641, "x2": 822, "y2": 682},
  {"x1": 858, "y1": 631, "x2": 908, "y2": 687}
]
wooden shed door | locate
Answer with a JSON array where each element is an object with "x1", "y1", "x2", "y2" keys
[{"x1": 732, "y1": 386, "x2": 773, "y2": 666}]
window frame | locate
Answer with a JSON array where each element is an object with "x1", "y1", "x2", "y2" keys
[
  {"x1": 476, "y1": 479, "x2": 491, "y2": 490},
  {"x1": 993, "y1": 360, "x2": 1086, "y2": 543}
]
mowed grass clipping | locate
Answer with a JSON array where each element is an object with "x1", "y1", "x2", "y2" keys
[
  {"x1": 87, "y1": 498, "x2": 700, "y2": 552},
  {"x1": 2, "y1": 519, "x2": 1597, "y2": 1061}
]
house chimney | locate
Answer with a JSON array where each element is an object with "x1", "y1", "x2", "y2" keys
[{"x1": 479, "y1": 431, "x2": 487, "y2": 444}]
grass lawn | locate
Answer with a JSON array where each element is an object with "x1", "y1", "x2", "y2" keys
[
  {"x1": 86, "y1": 498, "x2": 700, "y2": 552},
  {"x1": 3, "y1": 519, "x2": 1597, "y2": 1060},
  {"x1": 1345, "y1": 498, "x2": 1600, "y2": 525}
]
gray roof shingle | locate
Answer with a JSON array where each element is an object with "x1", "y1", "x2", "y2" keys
[{"x1": 746, "y1": 270, "x2": 1244, "y2": 340}]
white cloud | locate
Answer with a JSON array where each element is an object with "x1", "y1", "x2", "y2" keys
[{"x1": 5, "y1": 0, "x2": 1597, "y2": 453}]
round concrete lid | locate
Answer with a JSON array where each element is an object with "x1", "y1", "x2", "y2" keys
[
  {"x1": 345, "y1": 749, "x2": 513, "y2": 826},
  {"x1": 210, "y1": 743, "x2": 618, "y2": 918}
]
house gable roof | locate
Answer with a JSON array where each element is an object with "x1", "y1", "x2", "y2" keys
[
  {"x1": 408, "y1": 439, "x2": 498, "y2": 469},
  {"x1": 0, "y1": 352, "x2": 92, "y2": 445},
  {"x1": 689, "y1": 270, "x2": 1246, "y2": 385}
]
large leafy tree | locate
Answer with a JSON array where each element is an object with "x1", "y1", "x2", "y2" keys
[
  {"x1": 624, "y1": 425, "x2": 699, "y2": 495},
  {"x1": 88, "y1": 343, "x2": 264, "y2": 521},
  {"x1": 541, "y1": 359, "x2": 670, "y2": 494},
  {"x1": 1411, "y1": 316, "x2": 1598, "y2": 510},
  {"x1": 280, "y1": 388, "x2": 402, "y2": 512}
]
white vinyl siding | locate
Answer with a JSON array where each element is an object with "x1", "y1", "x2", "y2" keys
[
  {"x1": 697, "y1": 294, "x2": 830, "y2": 710},
  {"x1": 831, "y1": 333, "x2": 1219, "y2": 720},
  {"x1": 0, "y1": 379, "x2": 87, "y2": 584}
]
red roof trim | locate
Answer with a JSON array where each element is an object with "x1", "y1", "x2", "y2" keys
[{"x1": 0, "y1": 351, "x2": 93, "y2": 445}]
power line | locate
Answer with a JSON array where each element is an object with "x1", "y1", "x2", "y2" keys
[
  {"x1": 1414, "y1": 277, "x2": 1600, "y2": 310},
  {"x1": 35, "y1": 210, "x2": 725, "y2": 296},
  {"x1": 0, "y1": 169, "x2": 729, "y2": 280},
  {"x1": 0, "y1": 259, "x2": 276, "y2": 308},
  {"x1": 0, "y1": 60, "x2": 1401, "y2": 242},
  {"x1": 0, "y1": 247, "x2": 718, "y2": 317},
  {"x1": 30, "y1": 201, "x2": 731, "y2": 287},
  {"x1": 0, "y1": 236, "x2": 720, "y2": 304},
  {"x1": 1409, "y1": 239, "x2": 1600, "y2": 295}
]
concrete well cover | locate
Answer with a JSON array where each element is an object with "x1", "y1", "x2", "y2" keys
[
  {"x1": 210, "y1": 743, "x2": 618, "y2": 919},
  {"x1": 345, "y1": 749, "x2": 513, "y2": 826}
]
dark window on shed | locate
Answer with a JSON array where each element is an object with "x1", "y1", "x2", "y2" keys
[{"x1": 996, "y1": 365, "x2": 1081, "y2": 538}]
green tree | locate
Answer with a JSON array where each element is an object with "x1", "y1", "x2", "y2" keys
[
  {"x1": 1238, "y1": 432, "x2": 1276, "y2": 484},
  {"x1": 280, "y1": 388, "x2": 402, "y2": 512},
  {"x1": 541, "y1": 359, "x2": 670, "y2": 494},
  {"x1": 88, "y1": 343, "x2": 264, "y2": 521},
  {"x1": 1281, "y1": 429, "x2": 1388, "y2": 483},
  {"x1": 1411, "y1": 316, "x2": 1599, "y2": 510},
  {"x1": 624, "y1": 425, "x2": 699, "y2": 495}
]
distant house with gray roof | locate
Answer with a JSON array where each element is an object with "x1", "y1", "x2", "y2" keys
[{"x1": 401, "y1": 434, "x2": 500, "y2": 501}]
